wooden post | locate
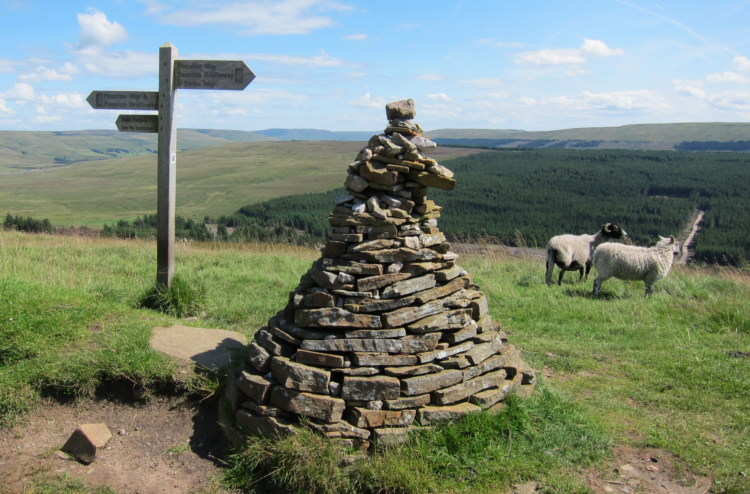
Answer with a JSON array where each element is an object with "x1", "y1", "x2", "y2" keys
[{"x1": 157, "y1": 42, "x2": 178, "y2": 288}]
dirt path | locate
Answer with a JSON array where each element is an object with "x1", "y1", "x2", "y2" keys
[
  {"x1": 0, "y1": 387, "x2": 231, "y2": 494},
  {"x1": 677, "y1": 210, "x2": 704, "y2": 264}
]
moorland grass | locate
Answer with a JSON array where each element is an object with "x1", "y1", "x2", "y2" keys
[
  {"x1": 1, "y1": 231, "x2": 749, "y2": 492},
  {"x1": 224, "y1": 390, "x2": 610, "y2": 494}
]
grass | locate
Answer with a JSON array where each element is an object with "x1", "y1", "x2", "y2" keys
[
  {"x1": 1, "y1": 231, "x2": 749, "y2": 492},
  {"x1": 19, "y1": 473, "x2": 117, "y2": 494},
  {"x1": 0, "y1": 140, "x2": 486, "y2": 227},
  {"x1": 224, "y1": 389, "x2": 609, "y2": 494}
]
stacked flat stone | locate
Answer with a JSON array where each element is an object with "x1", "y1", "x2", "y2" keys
[{"x1": 221, "y1": 99, "x2": 536, "y2": 450}]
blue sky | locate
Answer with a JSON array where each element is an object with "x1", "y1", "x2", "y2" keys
[{"x1": 1, "y1": 0, "x2": 749, "y2": 132}]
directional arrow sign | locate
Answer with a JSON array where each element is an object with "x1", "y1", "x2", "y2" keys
[
  {"x1": 174, "y1": 60, "x2": 255, "y2": 90},
  {"x1": 87, "y1": 91, "x2": 159, "y2": 110},
  {"x1": 116, "y1": 114, "x2": 159, "y2": 133}
]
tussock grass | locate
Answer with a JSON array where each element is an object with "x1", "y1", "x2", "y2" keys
[{"x1": 224, "y1": 389, "x2": 608, "y2": 494}]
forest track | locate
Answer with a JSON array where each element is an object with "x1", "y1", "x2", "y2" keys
[{"x1": 677, "y1": 209, "x2": 704, "y2": 265}]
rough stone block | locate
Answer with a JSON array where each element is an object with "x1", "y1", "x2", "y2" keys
[
  {"x1": 444, "y1": 321, "x2": 478, "y2": 345},
  {"x1": 270, "y1": 387, "x2": 345, "y2": 423},
  {"x1": 237, "y1": 371, "x2": 273, "y2": 404},
  {"x1": 255, "y1": 329, "x2": 295, "y2": 358},
  {"x1": 400, "y1": 369, "x2": 463, "y2": 396},
  {"x1": 407, "y1": 309, "x2": 473, "y2": 333},
  {"x1": 341, "y1": 376, "x2": 400, "y2": 401},
  {"x1": 295, "y1": 308, "x2": 382, "y2": 329},
  {"x1": 381, "y1": 274, "x2": 436, "y2": 299},
  {"x1": 241, "y1": 400, "x2": 290, "y2": 418},
  {"x1": 381, "y1": 299, "x2": 446, "y2": 328},
  {"x1": 471, "y1": 380, "x2": 513, "y2": 409},
  {"x1": 271, "y1": 357, "x2": 330, "y2": 394},
  {"x1": 357, "y1": 273, "x2": 411, "y2": 292},
  {"x1": 346, "y1": 408, "x2": 415, "y2": 428},
  {"x1": 431, "y1": 369, "x2": 507, "y2": 405},
  {"x1": 383, "y1": 394, "x2": 430, "y2": 410},
  {"x1": 412, "y1": 277, "x2": 467, "y2": 305},
  {"x1": 301, "y1": 338, "x2": 402, "y2": 353},
  {"x1": 344, "y1": 328, "x2": 406, "y2": 339},
  {"x1": 470, "y1": 295, "x2": 489, "y2": 320},
  {"x1": 247, "y1": 341, "x2": 272, "y2": 373},
  {"x1": 417, "y1": 403, "x2": 481, "y2": 425},
  {"x1": 351, "y1": 353, "x2": 417, "y2": 366},
  {"x1": 384, "y1": 364, "x2": 442, "y2": 378},
  {"x1": 296, "y1": 349, "x2": 346, "y2": 368},
  {"x1": 325, "y1": 241, "x2": 348, "y2": 257},
  {"x1": 236, "y1": 411, "x2": 297, "y2": 438},
  {"x1": 399, "y1": 333, "x2": 440, "y2": 354},
  {"x1": 417, "y1": 341, "x2": 474, "y2": 364},
  {"x1": 434, "y1": 265, "x2": 464, "y2": 282},
  {"x1": 62, "y1": 424, "x2": 112, "y2": 464}
]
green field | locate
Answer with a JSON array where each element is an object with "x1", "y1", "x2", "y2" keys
[
  {"x1": 1, "y1": 231, "x2": 748, "y2": 493},
  {"x1": 427, "y1": 122, "x2": 750, "y2": 143},
  {"x1": 0, "y1": 141, "x2": 485, "y2": 227}
]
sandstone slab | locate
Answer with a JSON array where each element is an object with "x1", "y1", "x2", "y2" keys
[
  {"x1": 418, "y1": 403, "x2": 481, "y2": 425},
  {"x1": 400, "y1": 369, "x2": 463, "y2": 396},
  {"x1": 236, "y1": 411, "x2": 297, "y2": 438},
  {"x1": 271, "y1": 357, "x2": 330, "y2": 394},
  {"x1": 237, "y1": 371, "x2": 273, "y2": 404},
  {"x1": 341, "y1": 376, "x2": 400, "y2": 401},
  {"x1": 301, "y1": 338, "x2": 402, "y2": 353},
  {"x1": 150, "y1": 325, "x2": 247, "y2": 371},
  {"x1": 270, "y1": 387, "x2": 345, "y2": 423},
  {"x1": 295, "y1": 308, "x2": 382, "y2": 329},
  {"x1": 62, "y1": 423, "x2": 112, "y2": 464}
]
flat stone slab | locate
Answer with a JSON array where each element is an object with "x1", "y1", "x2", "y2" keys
[{"x1": 150, "y1": 325, "x2": 247, "y2": 371}]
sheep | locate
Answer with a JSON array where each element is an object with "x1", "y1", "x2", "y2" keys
[
  {"x1": 545, "y1": 223, "x2": 627, "y2": 286},
  {"x1": 592, "y1": 235, "x2": 680, "y2": 297}
]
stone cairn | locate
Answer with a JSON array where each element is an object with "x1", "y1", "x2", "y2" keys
[{"x1": 221, "y1": 99, "x2": 536, "y2": 450}]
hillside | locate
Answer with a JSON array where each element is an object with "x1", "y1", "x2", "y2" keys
[
  {"x1": 0, "y1": 141, "x2": 486, "y2": 226},
  {"x1": 427, "y1": 122, "x2": 750, "y2": 143}
]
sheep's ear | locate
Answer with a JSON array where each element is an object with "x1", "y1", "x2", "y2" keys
[
  {"x1": 670, "y1": 235, "x2": 676, "y2": 243},
  {"x1": 658, "y1": 235, "x2": 666, "y2": 241}
]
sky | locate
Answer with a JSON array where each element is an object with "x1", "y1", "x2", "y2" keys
[{"x1": 1, "y1": 0, "x2": 749, "y2": 132}]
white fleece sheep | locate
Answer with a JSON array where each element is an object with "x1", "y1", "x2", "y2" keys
[
  {"x1": 592, "y1": 235, "x2": 680, "y2": 297},
  {"x1": 545, "y1": 223, "x2": 627, "y2": 286}
]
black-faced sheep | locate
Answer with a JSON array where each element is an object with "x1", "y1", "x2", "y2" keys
[
  {"x1": 592, "y1": 235, "x2": 680, "y2": 298},
  {"x1": 545, "y1": 223, "x2": 627, "y2": 286}
]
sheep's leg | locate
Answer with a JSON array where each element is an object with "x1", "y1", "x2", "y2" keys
[
  {"x1": 644, "y1": 283, "x2": 654, "y2": 298},
  {"x1": 592, "y1": 277, "x2": 603, "y2": 296},
  {"x1": 578, "y1": 267, "x2": 584, "y2": 280},
  {"x1": 584, "y1": 263, "x2": 592, "y2": 280},
  {"x1": 545, "y1": 255, "x2": 555, "y2": 285},
  {"x1": 558, "y1": 269, "x2": 565, "y2": 286}
]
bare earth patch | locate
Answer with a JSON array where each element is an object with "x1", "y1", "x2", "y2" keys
[
  {"x1": 0, "y1": 388, "x2": 230, "y2": 494},
  {"x1": 579, "y1": 446, "x2": 712, "y2": 494}
]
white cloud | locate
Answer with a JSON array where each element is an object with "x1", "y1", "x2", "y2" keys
[
  {"x1": 734, "y1": 56, "x2": 750, "y2": 72},
  {"x1": 580, "y1": 39, "x2": 625, "y2": 57},
  {"x1": 674, "y1": 80, "x2": 706, "y2": 99},
  {"x1": 344, "y1": 33, "x2": 367, "y2": 40},
  {"x1": 19, "y1": 67, "x2": 73, "y2": 83},
  {"x1": 78, "y1": 50, "x2": 158, "y2": 79},
  {"x1": 416, "y1": 74, "x2": 444, "y2": 82},
  {"x1": 460, "y1": 78, "x2": 503, "y2": 88},
  {"x1": 75, "y1": 9, "x2": 128, "y2": 50},
  {"x1": 566, "y1": 68, "x2": 592, "y2": 77},
  {"x1": 546, "y1": 90, "x2": 669, "y2": 111},
  {"x1": 519, "y1": 97, "x2": 537, "y2": 105},
  {"x1": 517, "y1": 48, "x2": 585, "y2": 66},
  {"x1": 60, "y1": 62, "x2": 80, "y2": 75},
  {"x1": 426, "y1": 93, "x2": 452, "y2": 101},
  {"x1": 0, "y1": 99, "x2": 14, "y2": 116},
  {"x1": 487, "y1": 91, "x2": 508, "y2": 99},
  {"x1": 515, "y1": 39, "x2": 623, "y2": 68},
  {"x1": 706, "y1": 71, "x2": 750, "y2": 84},
  {"x1": 137, "y1": 0, "x2": 170, "y2": 15},
  {"x1": 161, "y1": 0, "x2": 353, "y2": 36},
  {"x1": 31, "y1": 115, "x2": 62, "y2": 124},
  {"x1": 350, "y1": 92, "x2": 387, "y2": 108},
  {"x1": 1, "y1": 82, "x2": 35, "y2": 101},
  {"x1": 0, "y1": 58, "x2": 24, "y2": 74},
  {"x1": 241, "y1": 50, "x2": 347, "y2": 67},
  {"x1": 39, "y1": 93, "x2": 85, "y2": 108},
  {"x1": 708, "y1": 91, "x2": 750, "y2": 111}
]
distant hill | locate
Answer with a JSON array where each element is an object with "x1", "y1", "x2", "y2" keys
[
  {"x1": 427, "y1": 122, "x2": 750, "y2": 143},
  {"x1": 252, "y1": 128, "x2": 376, "y2": 141}
]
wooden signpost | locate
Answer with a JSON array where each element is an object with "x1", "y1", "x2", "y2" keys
[{"x1": 87, "y1": 43, "x2": 255, "y2": 288}]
